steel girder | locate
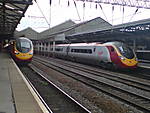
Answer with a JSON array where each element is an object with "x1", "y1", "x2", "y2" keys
[
  {"x1": 0, "y1": 0, "x2": 32, "y2": 40},
  {"x1": 75, "y1": 0, "x2": 150, "y2": 9}
]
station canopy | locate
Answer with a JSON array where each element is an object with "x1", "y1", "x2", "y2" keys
[
  {"x1": 0, "y1": 0, "x2": 32, "y2": 40},
  {"x1": 66, "y1": 18, "x2": 150, "y2": 43}
]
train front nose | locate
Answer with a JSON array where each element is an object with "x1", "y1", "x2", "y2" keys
[{"x1": 120, "y1": 57, "x2": 138, "y2": 68}]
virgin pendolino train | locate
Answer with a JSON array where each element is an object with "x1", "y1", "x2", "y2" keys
[
  {"x1": 38, "y1": 41, "x2": 138, "y2": 69},
  {"x1": 10, "y1": 37, "x2": 33, "y2": 64}
]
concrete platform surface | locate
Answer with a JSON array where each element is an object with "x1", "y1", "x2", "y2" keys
[{"x1": 0, "y1": 52, "x2": 43, "y2": 113}]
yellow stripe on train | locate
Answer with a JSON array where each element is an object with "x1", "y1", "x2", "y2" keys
[
  {"x1": 119, "y1": 56, "x2": 138, "y2": 66},
  {"x1": 15, "y1": 49, "x2": 33, "y2": 60}
]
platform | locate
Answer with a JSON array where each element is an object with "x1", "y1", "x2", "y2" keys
[{"x1": 0, "y1": 52, "x2": 43, "y2": 113}]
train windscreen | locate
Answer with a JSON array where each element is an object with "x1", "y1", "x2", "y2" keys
[
  {"x1": 114, "y1": 42, "x2": 134, "y2": 59},
  {"x1": 16, "y1": 39, "x2": 31, "y2": 53}
]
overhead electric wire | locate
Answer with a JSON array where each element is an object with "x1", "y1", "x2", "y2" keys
[
  {"x1": 72, "y1": 0, "x2": 81, "y2": 21},
  {"x1": 120, "y1": 8, "x2": 139, "y2": 30},
  {"x1": 49, "y1": 3, "x2": 51, "y2": 28},
  {"x1": 122, "y1": 6, "x2": 124, "y2": 24},
  {"x1": 98, "y1": 3, "x2": 108, "y2": 22},
  {"x1": 32, "y1": 0, "x2": 144, "y2": 32},
  {"x1": 83, "y1": 2, "x2": 85, "y2": 21},
  {"x1": 33, "y1": 0, "x2": 50, "y2": 28},
  {"x1": 112, "y1": 5, "x2": 114, "y2": 25},
  {"x1": 44, "y1": 9, "x2": 146, "y2": 40},
  {"x1": 128, "y1": 8, "x2": 139, "y2": 22}
]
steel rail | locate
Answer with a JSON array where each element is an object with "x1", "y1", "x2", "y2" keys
[
  {"x1": 35, "y1": 56, "x2": 150, "y2": 91},
  {"x1": 32, "y1": 57, "x2": 150, "y2": 112},
  {"x1": 28, "y1": 64, "x2": 92, "y2": 113}
]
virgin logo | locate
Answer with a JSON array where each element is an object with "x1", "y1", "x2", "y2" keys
[{"x1": 98, "y1": 51, "x2": 103, "y2": 57}]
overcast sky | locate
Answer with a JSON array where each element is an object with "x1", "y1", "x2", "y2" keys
[{"x1": 16, "y1": 0, "x2": 150, "y2": 32}]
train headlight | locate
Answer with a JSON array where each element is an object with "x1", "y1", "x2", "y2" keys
[
  {"x1": 29, "y1": 52, "x2": 33, "y2": 55},
  {"x1": 135, "y1": 57, "x2": 138, "y2": 61},
  {"x1": 14, "y1": 51, "x2": 19, "y2": 54},
  {"x1": 119, "y1": 56, "x2": 125, "y2": 60}
]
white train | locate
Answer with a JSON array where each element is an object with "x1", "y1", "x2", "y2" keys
[{"x1": 36, "y1": 41, "x2": 138, "y2": 69}]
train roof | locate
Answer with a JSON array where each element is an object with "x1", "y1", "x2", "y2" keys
[
  {"x1": 103, "y1": 41, "x2": 124, "y2": 45},
  {"x1": 56, "y1": 41, "x2": 124, "y2": 47},
  {"x1": 16, "y1": 37, "x2": 32, "y2": 41},
  {"x1": 57, "y1": 42, "x2": 104, "y2": 47}
]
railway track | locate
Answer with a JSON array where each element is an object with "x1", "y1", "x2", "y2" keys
[
  {"x1": 123, "y1": 67, "x2": 150, "y2": 80},
  {"x1": 20, "y1": 65, "x2": 91, "y2": 113},
  {"x1": 34, "y1": 56, "x2": 150, "y2": 92},
  {"x1": 33, "y1": 56, "x2": 150, "y2": 113}
]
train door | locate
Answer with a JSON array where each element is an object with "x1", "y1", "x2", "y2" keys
[{"x1": 66, "y1": 46, "x2": 70, "y2": 55}]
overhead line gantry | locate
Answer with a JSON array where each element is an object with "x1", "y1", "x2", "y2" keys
[{"x1": 75, "y1": 0, "x2": 150, "y2": 9}]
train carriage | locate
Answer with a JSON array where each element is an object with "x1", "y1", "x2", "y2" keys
[{"x1": 36, "y1": 41, "x2": 138, "y2": 69}]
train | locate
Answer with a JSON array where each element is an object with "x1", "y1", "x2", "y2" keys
[
  {"x1": 10, "y1": 37, "x2": 33, "y2": 64},
  {"x1": 36, "y1": 41, "x2": 138, "y2": 69}
]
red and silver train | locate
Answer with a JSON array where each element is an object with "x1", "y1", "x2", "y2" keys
[
  {"x1": 37, "y1": 41, "x2": 138, "y2": 69},
  {"x1": 10, "y1": 37, "x2": 33, "y2": 64}
]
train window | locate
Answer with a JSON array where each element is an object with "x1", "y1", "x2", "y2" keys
[
  {"x1": 71, "y1": 49, "x2": 92, "y2": 54},
  {"x1": 71, "y1": 49, "x2": 74, "y2": 52},
  {"x1": 21, "y1": 41, "x2": 30, "y2": 48},
  {"x1": 55, "y1": 48, "x2": 63, "y2": 51},
  {"x1": 16, "y1": 39, "x2": 32, "y2": 53},
  {"x1": 76, "y1": 49, "x2": 80, "y2": 52},
  {"x1": 114, "y1": 42, "x2": 134, "y2": 59},
  {"x1": 50, "y1": 48, "x2": 53, "y2": 51},
  {"x1": 111, "y1": 47, "x2": 114, "y2": 52},
  {"x1": 55, "y1": 48, "x2": 59, "y2": 51},
  {"x1": 88, "y1": 49, "x2": 92, "y2": 54},
  {"x1": 93, "y1": 48, "x2": 96, "y2": 52}
]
